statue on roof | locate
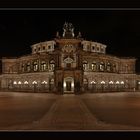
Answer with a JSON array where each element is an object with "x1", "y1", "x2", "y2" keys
[{"x1": 63, "y1": 22, "x2": 75, "y2": 38}]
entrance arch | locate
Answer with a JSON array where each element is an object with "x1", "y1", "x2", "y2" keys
[{"x1": 63, "y1": 77, "x2": 74, "y2": 93}]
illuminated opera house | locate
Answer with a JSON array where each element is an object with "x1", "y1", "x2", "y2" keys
[{"x1": 0, "y1": 22, "x2": 140, "y2": 94}]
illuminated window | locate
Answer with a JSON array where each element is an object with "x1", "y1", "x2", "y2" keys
[
  {"x1": 27, "y1": 62, "x2": 30, "y2": 72},
  {"x1": 50, "y1": 60, "x2": 55, "y2": 71},
  {"x1": 107, "y1": 63, "x2": 111, "y2": 72},
  {"x1": 33, "y1": 61, "x2": 38, "y2": 71},
  {"x1": 83, "y1": 61, "x2": 87, "y2": 71},
  {"x1": 92, "y1": 62, "x2": 96, "y2": 71},
  {"x1": 99, "y1": 62, "x2": 105, "y2": 71},
  {"x1": 113, "y1": 64, "x2": 116, "y2": 72},
  {"x1": 41, "y1": 61, "x2": 47, "y2": 71}
]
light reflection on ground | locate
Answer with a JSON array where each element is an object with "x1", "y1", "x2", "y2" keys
[{"x1": 0, "y1": 92, "x2": 140, "y2": 130}]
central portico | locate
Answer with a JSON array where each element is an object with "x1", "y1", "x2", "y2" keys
[{"x1": 63, "y1": 77, "x2": 74, "y2": 93}]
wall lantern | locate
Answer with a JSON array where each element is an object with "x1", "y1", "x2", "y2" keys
[
  {"x1": 13, "y1": 81, "x2": 17, "y2": 85},
  {"x1": 101, "y1": 81, "x2": 105, "y2": 84},
  {"x1": 109, "y1": 81, "x2": 113, "y2": 84},
  {"x1": 18, "y1": 81, "x2": 22, "y2": 84},
  {"x1": 91, "y1": 81, "x2": 96, "y2": 84},
  {"x1": 24, "y1": 81, "x2": 28, "y2": 84},
  {"x1": 32, "y1": 81, "x2": 37, "y2": 84},
  {"x1": 42, "y1": 81, "x2": 47, "y2": 84}
]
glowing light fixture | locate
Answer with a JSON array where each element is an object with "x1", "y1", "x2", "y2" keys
[
  {"x1": 101, "y1": 81, "x2": 105, "y2": 84},
  {"x1": 32, "y1": 81, "x2": 37, "y2": 84},
  {"x1": 42, "y1": 81, "x2": 47, "y2": 84},
  {"x1": 18, "y1": 81, "x2": 21, "y2": 84},
  {"x1": 116, "y1": 81, "x2": 119, "y2": 84},
  {"x1": 121, "y1": 81, "x2": 124, "y2": 84},
  {"x1": 24, "y1": 81, "x2": 28, "y2": 84},
  {"x1": 91, "y1": 81, "x2": 96, "y2": 84},
  {"x1": 13, "y1": 81, "x2": 17, "y2": 85},
  {"x1": 71, "y1": 82, "x2": 74, "y2": 87},
  {"x1": 63, "y1": 82, "x2": 66, "y2": 87},
  {"x1": 109, "y1": 81, "x2": 113, "y2": 84}
]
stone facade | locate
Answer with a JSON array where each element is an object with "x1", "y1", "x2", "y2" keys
[{"x1": 0, "y1": 22, "x2": 140, "y2": 94}]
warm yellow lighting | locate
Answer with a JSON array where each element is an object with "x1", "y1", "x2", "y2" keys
[
  {"x1": 101, "y1": 81, "x2": 105, "y2": 84},
  {"x1": 63, "y1": 82, "x2": 66, "y2": 87},
  {"x1": 71, "y1": 82, "x2": 74, "y2": 87},
  {"x1": 24, "y1": 81, "x2": 28, "y2": 84},
  {"x1": 116, "y1": 81, "x2": 119, "y2": 84},
  {"x1": 13, "y1": 81, "x2": 17, "y2": 85},
  {"x1": 121, "y1": 81, "x2": 124, "y2": 84},
  {"x1": 109, "y1": 81, "x2": 113, "y2": 84},
  {"x1": 91, "y1": 81, "x2": 96, "y2": 84},
  {"x1": 18, "y1": 81, "x2": 21, "y2": 84},
  {"x1": 32, "y1": 81, "x2": 37, "y2": 84},
  {"x1": 42, "y1": 81, "x2": 47, "y2": 84}
]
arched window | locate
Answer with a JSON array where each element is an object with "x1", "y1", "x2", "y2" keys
[
  {"x1": 125, "y1": 64, "x2": 128, "y2": 73},
  {"x1": 41, "y1": 61, "x2": 47, "y2": 71},
  {"x1": 50, "y1": 60, "x2": 55, "y2": 71},
  {"x1": 33, "y1": 61, "x2": 38, "y2": 71},
  {"x1": 113, "y1": 64, "x2": 116, "y2": 72},
  {"x1": 27, "y1": 62, "x2": 30, "y2": 72},
  {"x1": 99, "y1": 62, "x2": 105, "y2": 71},
  {"x1": 107, "y1": 62, "x2": 111, "y2": 72},
  {"x1": 83, "y1": 61, "x2": 88, "y2": 71},
  {"x1": 21, "y1": 64, "x2": 24, "y2": 72},
  {"x1": 92, "y1": 62, "x2": 96, "y2": 71}
]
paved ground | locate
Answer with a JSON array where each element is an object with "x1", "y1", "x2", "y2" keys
[{"x1": 1, "y1": 92, "x2": 140, "y2": 130}]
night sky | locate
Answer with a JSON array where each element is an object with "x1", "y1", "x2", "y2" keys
[{"x1": 0, "y1": 10, "x2": 140, "y2": 72}]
